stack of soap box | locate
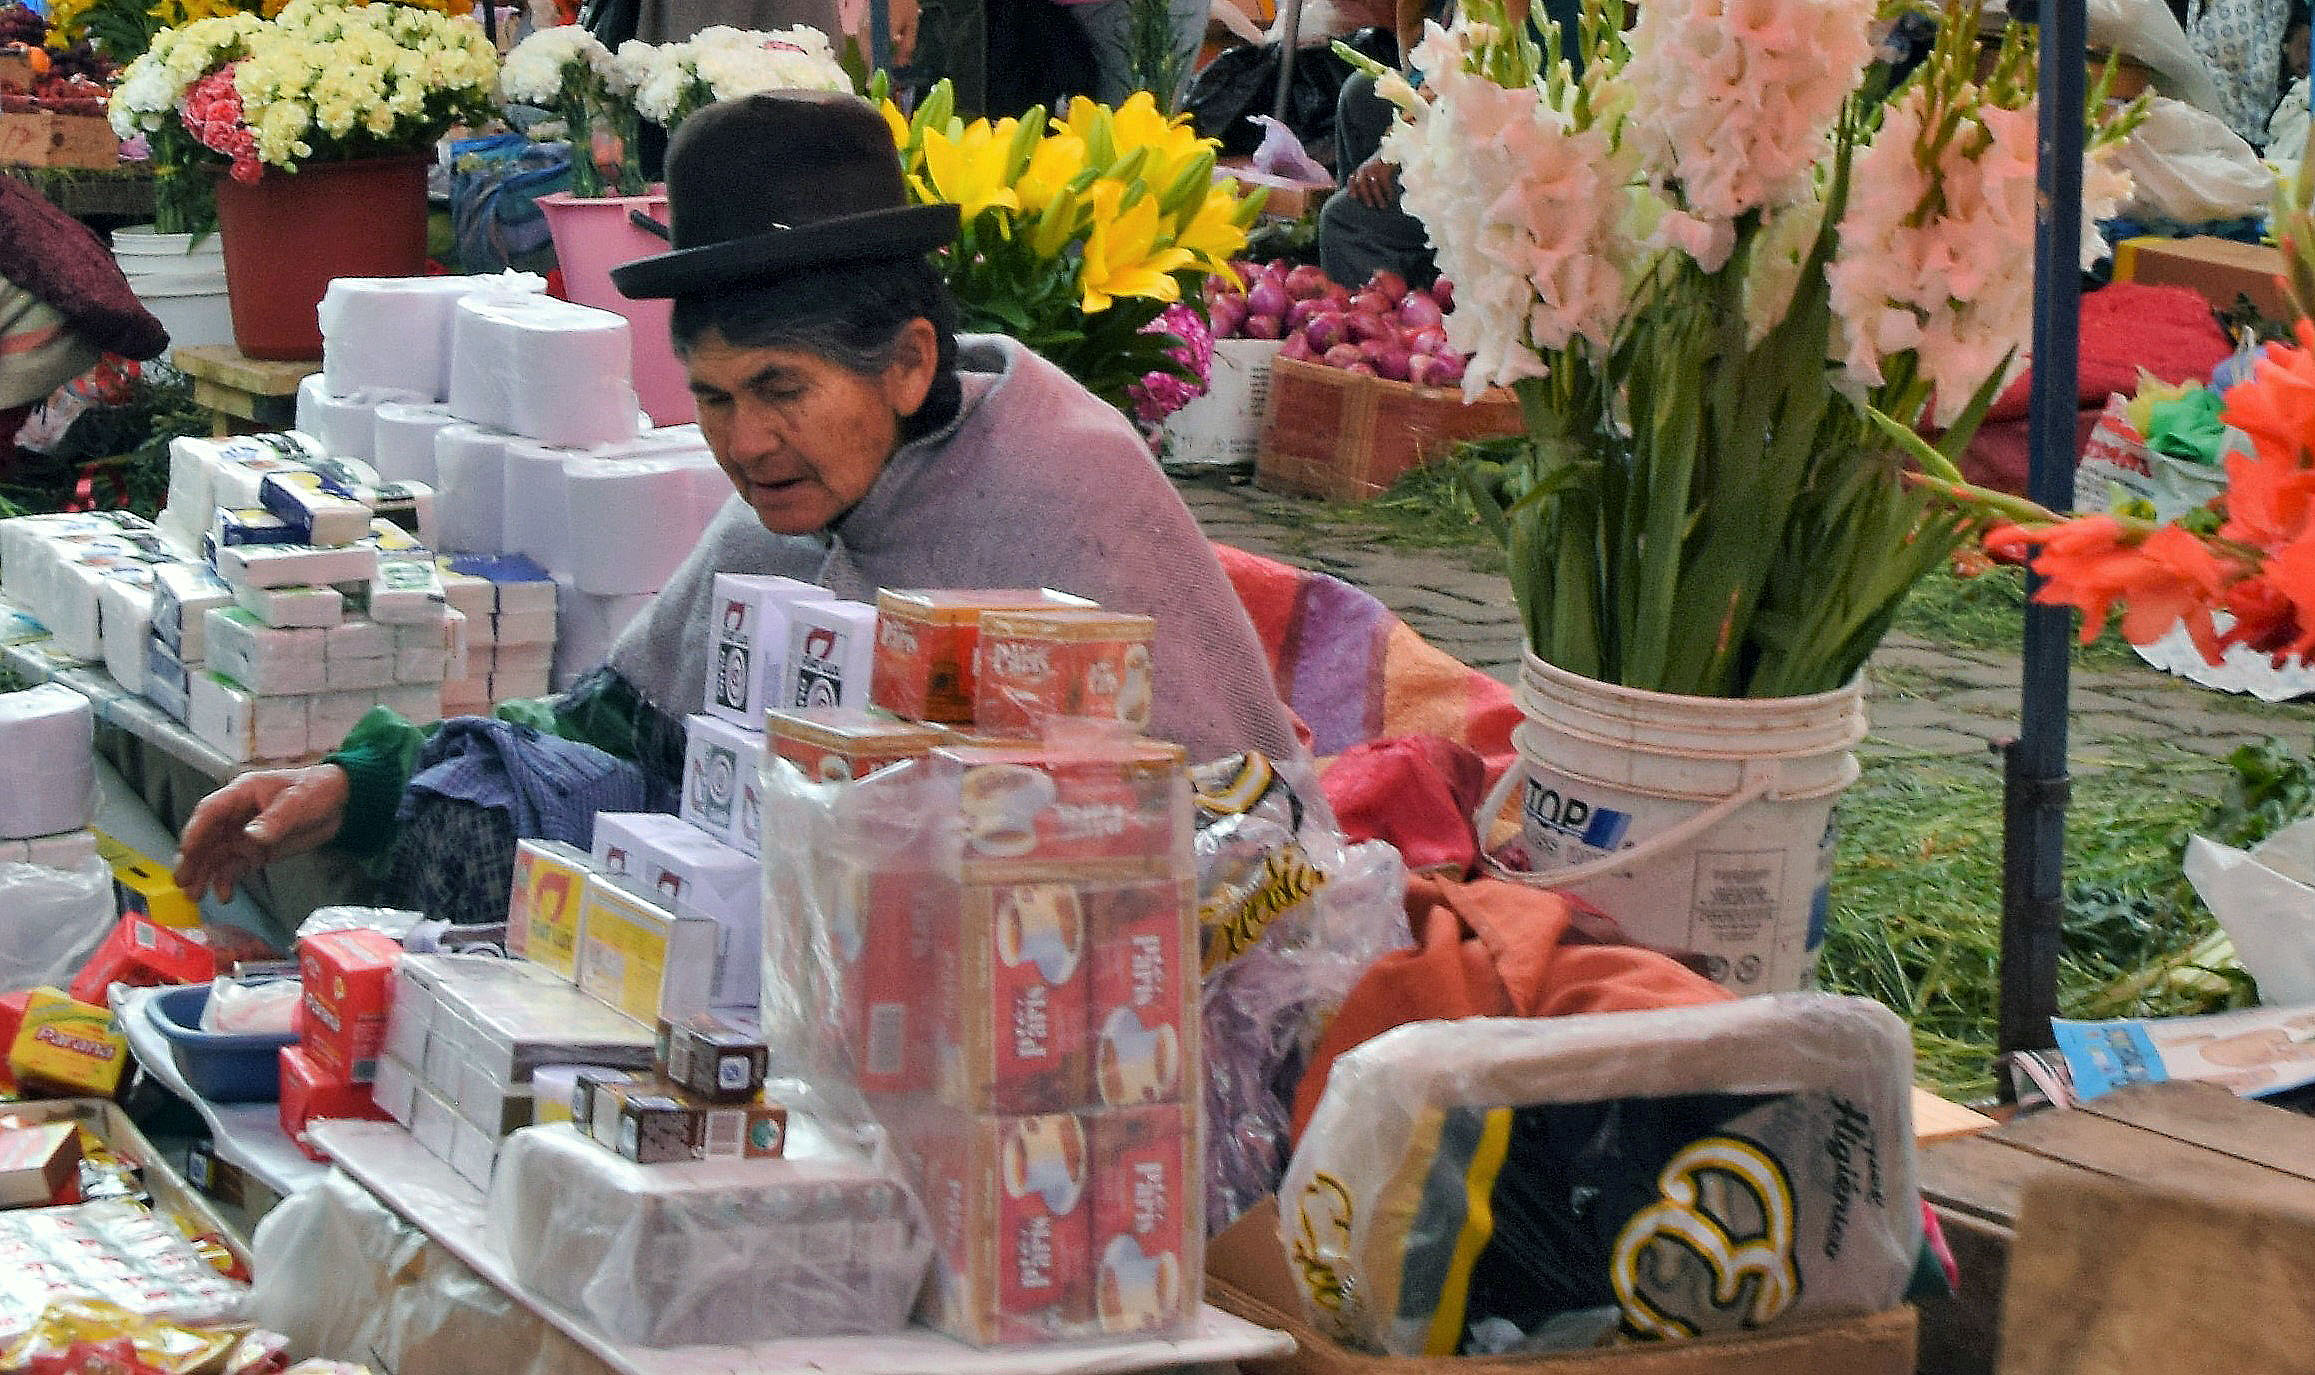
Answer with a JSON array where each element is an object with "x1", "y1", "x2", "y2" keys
[
  {"x1": 568, "y1": 1012, "x2": 785, "y2": 1165},
  {"x1": 505, "y1": 838, "x2": 730, "y2": 1029},
  {"x1": 435, "y1": 553, "x2": 558, "y2": 712},
  {"x1": 373, "y1": 951, "x2": 658, "y2": 1191},
  {"x1": 279, "y1": 928, "x2": 401, "y2": 1160},
  {"x1": 0, "y1": 511, "x2": 183, "y2": 671},
  {"x1": 592, "y1": 812, "x2": 764, "y2": 1014}
]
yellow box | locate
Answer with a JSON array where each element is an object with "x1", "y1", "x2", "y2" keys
[
  {"x1": 574, "y1": 874, "x2": 718, "y2": 1026},
  {"x1": 507, "y1": 839, "x2": 596, "y2": 979},
  {"x1": 8, "y1": 988, "x2": 129, "y2": 1098},
  {"x1": 94, "y1": 831, "x2": 201, "y2": 930}
]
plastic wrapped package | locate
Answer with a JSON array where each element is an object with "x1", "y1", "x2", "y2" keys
[
  {"x1": 0, "y1": 1200, "x2": 249, "y2": 1342},
  {"x1": 0, "y1": 857, "x2": 118, "y2": 994},
  {"x1": 483, "y1": 1120, "x2": 931, "y2": 1347},
  {"x1": 198, "y1": 978, "x2": 300, "y2": 1036},
  {"x1": 1190, "y1": 753, "x2": 1411, "y2": 1232},
  {"x1": 292, "y1": 907, "x2": 425, "y2": 947},
  {"x1": 0, "y1": 1298, "x2": 272, "y2": 1374},
  {"x1": 1280, "y1": 996, "x2": 1921, "y2": 1357},
  {"x1": 249, "y1": 1171, "x2": 599, "y2": 1375}
]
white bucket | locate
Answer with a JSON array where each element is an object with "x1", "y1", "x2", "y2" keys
[
  {"x1": 111, "y1": 226, "x2": 225, "y2": 276},
  {"x1": 1161, "y1": 338, "x2": 1282, "y2": 471},
  {"x1": 134, "y1": 271, "x2": 235, "y2": 351},
  {"x1": 1476, "y1": 653, "x2": 1867, "y2": 995}
]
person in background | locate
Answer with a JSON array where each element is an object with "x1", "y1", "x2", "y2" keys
[
  {"x1": 172, "y1": 91, "x2": 1299, "y2": 923},
  {"x1": 1061, "y1": 0, "x2": 1212, "y2": 108}
]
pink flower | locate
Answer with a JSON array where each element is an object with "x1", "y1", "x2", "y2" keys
[{"x1": 1130, "y1": 302, "x2": 1214, "y2": 428}]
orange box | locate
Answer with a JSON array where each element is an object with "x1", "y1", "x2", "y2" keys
[
  {"x1": 972, "y1": 609, "x2": 1157, "y2": 738},
  {"x1": 278, "y1": 1044, "x2": 391, "y2": 1161},
  {"x1": 507, "y1": 838, "x2": 595, "y2": 978},
  {"x1": 1087, "y1": 878, "x2": 1194, "y2": 1109},
  {"x1": 1089, "y1": 1105, "x2": 1198, "y2": 1337},
  {"x1": 893, "y1": 1103, "x2": 1096, "y2": 1346},
  {"x1": 2113, "y1": 235, "x2": 2289, "y2": 321},
  {"x1": 298, "y1": 928, "x2": 401, "y2": 1084},
  {"x1": 765, "y1": 706, "x2": 948, "y2": 783},
  {"x1": 936, "y1": 741, "x2": 1190, "y2": 878},
  {"x1": 67, "y1": 914, "x2": 216, "y2": 1005},
  {"x1": 842, "y1": 865, "x2": 947, "y2": 1097},
  {"x1": 872, "y1": 589, "x2": 1094, "y2": 725},
  {"x1": 937, "y1": 880, "x2": 1092, "y2": 1114}
]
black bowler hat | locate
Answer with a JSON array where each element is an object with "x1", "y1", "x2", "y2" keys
[{"x1": 612, "y1": 91, "x2": 960, "y2": 300}]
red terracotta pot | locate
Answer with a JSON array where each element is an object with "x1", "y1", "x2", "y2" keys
[{"x1": 213, "y1": 155, "x2": 431, "y2": 361}]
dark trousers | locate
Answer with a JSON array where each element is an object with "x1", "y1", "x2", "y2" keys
[{"x1": 1317, "y1": 71, "x2": 1436, "y2": 289}]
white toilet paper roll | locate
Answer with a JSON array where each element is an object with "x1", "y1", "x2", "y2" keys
[
  {"x1": 501, "y1": 439, "x2": 581, "y2": 578},
  {"x1": 449, "y1": 294, "x2": 640, "y2": 449},
  {"x1": 371, "y1": 403, "x2": 458, "y2": 487},
  {"x1": 434, "y1": 424, "x2": 513, "y2": 554},
  {"x1": 566, "y1": 456, "x2": 725, "y2": 595},
  {"x1": 294, "y1": 376, "x2": 423, "y2": 462},
  {"x1": 553, "y1": 577, "x2": 655, "y2": 690},
  {"x1": 0, "y1": 684, "x2": 94, "y2": 839},
  {"x1": 321, "y1": 276, "x2": 522, "y2": 402}
]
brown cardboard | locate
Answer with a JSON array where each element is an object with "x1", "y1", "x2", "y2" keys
[
  {"x1": 2113, "y1": 236, "x2": 2289, "y2": 320},
  {"x1": 1207, "y1": 1197, "x2": 1917, "y2": 1375},
  {"x1": 0, "y1": 111, "x2": 120, "y2": 169}
]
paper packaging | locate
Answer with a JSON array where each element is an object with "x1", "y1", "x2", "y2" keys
[
  {"x1": 782, "y1": 599, "x2": 879, "y2": 711},
  {"x1": 446, "y1": 552, "x2": 556, "y2": 614},
  {"x1": 384, "y1": 962, "x2": 434, "y2": 1070},
  {"x1": 299, "y1": 928, "x2": 402, "y2": 1084},
  {"x1": 591, "y1": 811, "x2": 760, "y2": 1008},
  {"x1": 326, "y1": 619, "x2": 393, "y2": 661},
  {"x1": 705, "y1": 573, "x2": 822, "y2": 727},
  {"x1": 359, "y1": 480, "x2": 439, "y2": 553},
  {"x1": 412, "y1": 1084, "x2": 459, "y2": 1162},
  {"x1": 568, "y1": 1067, "x2": 641, "y2": 1131},
  {"x1": 766, "y1": 707, "x2": 948, "y2": 784},
  {"x1": 501, "y1": 439, "x2": 578, "y2": 576},
  {"x1": 323, "y1": 655, "x2": 393, "y2": 693},
  {"x1": 453, "y1": 1057, "x2": 535, "y2": 1134},
  {"x1": 491, "y1": 607, "x2": 556, "y2": 645},
  {"x1": 974, "y1": 609, "x2": 1158, "y2": 737},
  {"x1": 370, "y1": 402, "x2": 456, "y2": 487},
  {"x1": 48, "y1": 550, "x2": 163, "y2": 663},
  {"x1": 215, "y1": 541, "x2": 379, "y2": 591},
  {"x1": 431, "y1": 424, "x2": 511, "y2": 554},
  {"x1": 579, "y1": 1075, "x2": 786, "y2": 1163},
  {"x1": 322, "y1": 274, "x2": 543, "y2": 402},
  {"x1": 452, "y1": 293, "x2": 642, "y2": 449},
  {"x1": 234, "y1": 583, "x2": 343, "y2": 629},
  {"x1": 205, "y1": 608, "x2": 327, "y2": 696},
  {"x1": 934, "y1": 741, "x2": 1192, "y2": 879},
  {"x1": 679, "y1": 713, "x2": 763, "y2": 849},
  {"x1": 99, "y1": 576, "x2": 155, "y2": 696},
  {"x1": 160, "y1": 431, "x2": 323, "y2": 550},
  {"x1": 373, "y1": 1054, "x2": 419, "y2": 1126},
  {"x1": 369, "y1": 558, "x2": 446, "y2": 624},
  {"x1": 189, "y1": 672, "x2": 252, "y2": 762},
  {"x1": 1088, "y1": 1105, "x2": 1197, "y2": 1336},
  {"x1": 936, "y1": 880, "x2": 1092, "y2": 1114},
  {"x1": 506, "y1": 839, "x2": 596, "y2": 978},
  {"x1": 278, "y1": 1044, "x2": 391, "y2": 1159},
  {"x1": 0, "y1": 686, "x2": 92, "y2": 842},
  {"x1": 144, "y1": 636, "x2": 190, "y2": 722},
  {"x1": 894, "y1": 1102, "x2": 1095, "y2": 1345},
  {"x1": 150, "y1": 563, "x2": 233, "y2": 660},
  {"x1": 563, "y1": 452, "x2": 730, "y2": 595},
  {"x1": 66, "y1": 914, "x2": 214, "y2": 1004},
  {"x1": 0, "y1": 1120, "x2": 82, "y2": 1207},
  {"x1": 873, "y1": 588, "x2": 1096, "y2": 725},
  {"x1": 659, "y1": 1014, "x2": 768, "y2": 1104},
  {"x1": 838, "y1": 865, "x2": 944, "y2": 1096},
  {"x1": 408, "y1": 953, "x2": 656, "y2": 1084},
  {"x1": 211, "y1": 506, "x2": 306, "y2": 548},
  {"x1": 1088, "y1": 879, "x2": 1194, "y2": 1109},
  {"x1": 450, "y1": 1115, "x2": 500, "y2": 1189},
  {"x1": 260, "y1": 469, "x2": 371, "y2": 547},
  {"x1": 575, "y1": 873, "x2": 720, "y2": 1027},
  {"x1": 7, "y1": 987, "x2": 127, "y2": 1098}
]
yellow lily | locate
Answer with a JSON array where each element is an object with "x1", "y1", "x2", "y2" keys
[
  {"x1": 1169, "y1": 186, "x2": 1250, "y2": 279},
  {"x1": 1105, "y1": 91, "x2": 1207, "y2": 183},
  {"x1": 919, "y1": 117, "x2": 1022, "y2": 221},
  {"x1": 1015, "y1": 127, "x2": 1087, "y2": 216},
  {"x1": 880, "y1": 98, "x2": 913, "y2": 161},
  {"x1": 1078, "y1": 184, "x2": 1194, "y2": 314}
]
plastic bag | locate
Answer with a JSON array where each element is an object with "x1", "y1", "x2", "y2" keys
[
  {"x1": 2115, "y1": 97, "x2": 2275, "y2": 223},
  {"x1": 2184, "y1": 821, "x2": 2315, "y2": 1005},
  {"x1": 1182, "y1": 28, "x2": 1399, "y2": 160},
  {"x1": 0, "y1": 857, "x2": 117, "y2": 994},
  {"x1": 2085, "y1": 0, "x2": 2224, "y2": 113},
  {"x1": 198, "y1": 978, "x2": 299, "y2": 1036},
  {"x1": 290, "y1": 907, "x2": 423, "y2": 948},
  {"x1": 1281, "y1": 996, "x2": 1922, "y2": 1356}
]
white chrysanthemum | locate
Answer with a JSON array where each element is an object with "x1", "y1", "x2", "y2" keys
[{"x1": 1622, "y1": 0, "x2": 1874, "y2": 242}]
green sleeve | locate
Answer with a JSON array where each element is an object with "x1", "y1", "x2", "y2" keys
[{"x1": 322, "y1": 707, "x2": 430, "y2": 860}]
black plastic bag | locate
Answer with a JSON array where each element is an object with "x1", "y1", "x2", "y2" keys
[{"x1": 1182, "y1": 26, "x2": 1397, "y2": 161}]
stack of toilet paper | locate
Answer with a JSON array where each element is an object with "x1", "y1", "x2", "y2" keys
[
  {"x1": 0, "y1": 685, "x2": 95, "y2": 844},
  {"x1": 437, "y1": 553, "x2": 560, "y2": 713},
  {"x1": 301, "y1": 274, "x2": 547, "y2": 471}
]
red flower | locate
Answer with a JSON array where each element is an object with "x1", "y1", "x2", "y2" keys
[
  {"x1": 179, "y1": 64, "x2": 261, "y2": 183},
  {"x1": 2218, "y1": 576, "x2": 2301, "y2": 660}
]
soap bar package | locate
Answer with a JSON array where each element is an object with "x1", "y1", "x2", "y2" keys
[
  {"x1": 704, "y1": 573, "x2": 822, "y2": 729},
  {"x1": 506, "y1": 839, "x2": 597, "y2": 978},
  {"x1": 1279, "y1": 995, "x2": 1923, "y2": 1357},
  {"x1": 783, "y1": 599, "x2": 878, "y2": 711},
  {"x1": 575, "y1": 873, "x2": 719, "y2": 1027}
]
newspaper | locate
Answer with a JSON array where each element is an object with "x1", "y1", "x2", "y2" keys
[{"x1": 2050, "y1": 1004, "x2": 2315, "y2": 1102}]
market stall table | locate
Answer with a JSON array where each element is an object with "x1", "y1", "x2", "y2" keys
[
  {"x1": 113, "y1": 982, "x2": 329, "y2": 1208},
  {"x1": 310, "y1": 1119, "x2": 1294, "y2": 1375}
]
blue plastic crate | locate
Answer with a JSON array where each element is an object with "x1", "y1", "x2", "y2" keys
[{"x1": 145, "y1": 985, "x2": 299, "y2": 1104}]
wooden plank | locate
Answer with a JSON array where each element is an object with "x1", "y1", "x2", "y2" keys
[
  {"x1": 1918, "y1": 1133, "x2": 2083, "y2": 1227},
  {"x1": 190, "y1": 377, "x2": 262, "y2": 423},
  {"x1": 1992, "y1": 1099, "x2": 2315, "y2": 1217},
  {"x1": 171, "y1": 344, "x2": 317, "y2": 396},
  {"x1": 1999, "y1": 1172, "x2": 2315, "y2": 1375},
  {"x1": 2076, "y1": 1079, "x2": 2315, "y2": 1180},
  {"x1": 1913, "y1": 1086, "x2": 1996, "y2": 1144}
]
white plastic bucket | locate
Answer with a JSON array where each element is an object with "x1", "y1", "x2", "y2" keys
[
  {"x1": 111, "y1": 226, "x2": 225, "y2": 277},
  {"x1": 134, "y1": 272, "x2": 235, "y2": 351},
  {"x1": 1162, "y1": 339, "x2": 1282, "y2": 471},
  {"x1": 1476, "y1": 653, "x2": 1867, "y2": 994}
]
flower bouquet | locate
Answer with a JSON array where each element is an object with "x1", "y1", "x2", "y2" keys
[
  {"x1": 879, "y1": 80, "x2": 1262, "y2": 414},
  {"x1": 500, "y1": 25, "x2": 640, "y2": 196},
  {"x1": 1359, "y1": 0, "x2": 2137, "y2": 699}
]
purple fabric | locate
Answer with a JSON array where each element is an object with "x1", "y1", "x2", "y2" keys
[{"x1": 1283, "y1": 570, "x2": 1393, "y2": 757}]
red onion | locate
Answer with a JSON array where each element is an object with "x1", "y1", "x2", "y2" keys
[
  {"x1": 1430, "y1": 277, "x2": 1454, "y2": 311},
  {"x1": 1210, "y1": 296, "x2": 1249, "y2": 338},
  {"x1": 1368, "y1": 269, "x2": 1408, "y2": 304},
  {"x1": 1423, "y1": 353, "x2": 1465, "y2": 386},
  {"x1": 1279, "y1": 332, "x2": 1318, "y2": 362},
  {"x1": 1408, "y1": 324, "x2": 1449, "y2": 356},
  {"x1": 1323, "y1": 343, "x2": 1365, "y2": 370},
  {"x1": 1406, "y1": 353, "x2": 1448, "y2": 387},
  {"x1": 1344, "y1": 362, "x2": 1378, "y2": 376},
  {"x1": 1243, "y1": 313, "x2": 1283, "y2": 341},
  {"x1": 1344, "y1": 311, "x2": 1395, "y2": 344},
  {"x1": 1325, "y1": 283, "x2": 1352, "y2": 306},
  {"x1": 1303, "y1": 314, "x2": 1348, "y2": 352},
  {"x1": 1286, "y1": 298, "x2": 1328, "y2": 331},
  {"x1": 1284, "y1": 264, "x2": 1331, "y2": 300},
  {"x1": 1370, "y1": 345, "x2": 1412, "y2": 382},
  {"x1": 1396, "y1": 292, "x2": 1444, "y2": 331},
  {"x1": 1349, "y1": 290, "x2": 1393, "y2": 317},
  {"x1": 1246, "y1": 280, "x2": 1289, "y2": 320}
]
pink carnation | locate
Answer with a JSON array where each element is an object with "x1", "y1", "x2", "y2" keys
[
  {"x1": 1131, "y1": 302, "x2": 1214, "y2": 428},
  {"x1": 180, "y1": 64, "x2": 262, "y2": 184}
]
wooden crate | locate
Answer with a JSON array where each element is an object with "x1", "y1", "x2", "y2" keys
[
  {"x1": 1255, "y1": 356, "x2": 1524, "y2": 502},
  {"x1": 0, "y1": 50, "x2": 35, "y2": 94},
  {"x1": 1915, "y1": 1079, "x2": 2315, "y2": 1375},
  {"x1": 0, "y1": 110, "x2": 121, "y2": 170}
]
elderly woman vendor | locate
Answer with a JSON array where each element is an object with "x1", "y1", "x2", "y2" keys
[{"x1": 174, "y1": 91, "x2": 1298, "y2": 917}]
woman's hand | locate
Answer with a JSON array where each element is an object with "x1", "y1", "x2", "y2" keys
[
  {"x1": 172, "y1": 764, "x2": 351, "y2": 903},
  {"x1": 1347, "y1": 156, "x2": 1398, "y2": 209}
]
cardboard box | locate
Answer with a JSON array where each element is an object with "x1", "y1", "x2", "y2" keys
[
  {"x1": 1089, "y1": 1105, "x2": 1198, "y2": 1336},
  {"x1": 841, "y1": 865, "x2": 946, "y2": 1097},
  {"x1": 0, "y1": 1121, "x2": 82, "y2": 1209},
  {"x1": 784, "y1": 599, "x2": 879, "y2": 711},
  {"x1": 506, "y1": 839, "x2": 596, "y2": 978},
  {"x1": 872, "y1": 589, "x2": 1095, "y2": 725},
  {"x1": 974, "y1": 609, "x2": 1156, "y2": 737},
  {"x1": 298, "y1": 927, "x2": 401, "y2": 1084},
  {"x1": 679, "y1": 712, "x2": 763, "y2": 850},
  {"x1": 1088, "y1": 878, "x2": 1195, "y2": 1108},
  {"x1": 938, "y1": 880, "x2": 1092, "y2": 1114},
  {"x1": 0, "y1": 110, "x2": 120, "y2": 169},
  {"x1": 592, "y1": 813, "x2": 761, "y2": 1009},
  {"x1": 67, "y1": 913, "x2": 216, "y2": 1005},
  {"x1": 660, "y1": 1014, "x2": 768, "y2": 1104},
  {"x1": 895, "y1": 1104, "x2": 1095, "y2": 1345},
  {"x1": 934, "y1": 742, "x2": 1191, "y2": 880},
  {"x1": 278, "y1": 1044, "x2": 391, "y2": 1161},
  {"x1": 575, "y1": 873, "x2": 719, "y2": 1026},
  {"x1": 8, "y1": 988, "x2": 128, "y2": 1098},
  {"x1": 705, "y1": 572, "x2": 822, "y2": 728},
  {"x1": 765, "y1": 706, "x2": 948, "y2": 783},
  {"x1": 2113, "y1": 235, "x2": 2289, "y2": 321},
  {"x1": 410, "y1": 954, "x2": 655, "y2": 1086}
]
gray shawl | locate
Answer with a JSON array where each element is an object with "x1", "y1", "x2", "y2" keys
[{"x1": 607, "y1": 336, "x2": 1303, "y2": 765}]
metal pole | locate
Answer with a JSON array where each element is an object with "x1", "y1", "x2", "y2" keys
[
  {"x1": 869, "y1": 0, "x2": 892, "y2": 79},
  {"x1": 1272, "y1": 0, "x2": 1304, "y2": 124},
  {"x1": 1998, "y1": 0, "x2": 2085, "y2": 1060}
]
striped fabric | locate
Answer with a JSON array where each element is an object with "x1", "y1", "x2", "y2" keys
[{"x1": 0, "y1": 280, "x2": 98, "y2": 411}]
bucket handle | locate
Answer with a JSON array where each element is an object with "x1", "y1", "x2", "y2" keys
[{"x1": 1473, "y1": 756, "x2": 1783, "y2": 890}]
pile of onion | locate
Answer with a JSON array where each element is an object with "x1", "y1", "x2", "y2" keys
[{"x1": 1204, "y1": 261, "x2": 1466, "y2": 388}]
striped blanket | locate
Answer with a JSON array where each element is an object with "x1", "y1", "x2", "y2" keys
[{"x1": 1214, "y1": 542, "x2": 1520, "y2": 773}]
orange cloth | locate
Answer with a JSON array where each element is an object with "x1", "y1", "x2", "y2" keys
[{"x1": 1288, "y1": 874, "x2": 1731, "y2": 1141}]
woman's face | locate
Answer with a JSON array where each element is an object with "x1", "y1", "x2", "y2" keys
[{"x1": 685, "y1": 321, "x2": 938, "y2": 535}]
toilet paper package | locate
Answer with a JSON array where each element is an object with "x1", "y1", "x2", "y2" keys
[
  {"x1": 294, "y1": 375, "x2": 426, "y2": 463},
  {"x1": 556, "y1": 581, "x2": 654, "y2": 692},
  {"x1": 99, "y1": 576, "x2": 155, "y2": 696},
  {"x1": 160, "y1": 432, "x2": 323, "y2": 551},
  {"x1": 214, "y1": 541, "x2": 378, "y2": 591},
  {"x1": 0, "y1": 686, "x2": 94, "y2": 839},
  {"x1": 783, "y1": 599, "x2": 879, "y2": 711},
  {"x1": 450, "y1": 293, "x2": 640, "y2": 448},
  {"x1": 322, "y1": 273, "x2": 542, "y2": 401},
  {"x1": 704, "y1": 573, "x2": 823, "y2": 729},
  {"x1": 447, "y1": 553, "x2": 556, "y2": 614},
  {"x1": 502, "y1": 439, "x2": 580, "y2": 576},
  {"x1": 432, "y1": 425, "x2": 512, "y2": 555},
  {"x1": 371, "y1": 403, "x2": 457, "y2": 487},
  {"x1": 205, "y1": 608, "x2": 327, "y2": 696},
  {"x1": 563, "y1": 454, "x2": 729, "y2": 595},
  {"x1": 151, "y1": 563, "x2": 234, "y2": 661}
]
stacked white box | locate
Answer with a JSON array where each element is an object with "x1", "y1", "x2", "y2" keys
[{"x1": 438, "y1": 553, "x2": 559, "y2": 708}]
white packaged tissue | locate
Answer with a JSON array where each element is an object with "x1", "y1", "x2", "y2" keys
[
  {"x1": 371, "y1": 403, "x2": 457, "y2": 487},
  {"x1": 151, "y1": 563, "x2": 234, "y2": 660},
  {"x1": 564, "y1": 452, "x2": 729, "y2": 595},
  {"x1": 0, "y1": 685, "x2": 93, "y2": 839},
  {"x1": 160, "y1": 432, "x2": 322, "y2": 551},
  {"x1": 206, "y1": 608, "x2": 327, "y2": 696},
  {"x1": 215, "y1": 541, "x2": 378, "y2": 591},
  {"x1": 554, "y1": 581, "x2": 653, "y2": 691},
  {"x1": 433, "y1": 424, "x2": 512, "y2": 555},
  {"x1": 450, "y1": 293, "x2": 640, "y2": 448},
  {"x1": 99, "y1": 575, "x2": 155, "y2": 696},
  {"x1": 321, "y1": 273, "x2": 541, "y2": 402},
  {"x1": 294, "y1": 375, "x2": 425, "y2": 463}
]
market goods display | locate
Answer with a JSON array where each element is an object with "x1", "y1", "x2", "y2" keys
[
  {"x1": 0, "y1": 5, "x2": 119, "y2": 169},
  {"x1": 1209, "y1": 261, "x2": 1468, "y2": 388}
]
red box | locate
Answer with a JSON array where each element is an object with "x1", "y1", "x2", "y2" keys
[
  {"x1": 936, "y1": 743, "x2": 1189, "y2": 878},
  {"x1": 67, "y1": 916, "x2": 217, "y2": 1005},
  {"x1": 973, "y1": 609, "x2": 1157, "y2": 738},
  {"x1": 872, "y1": 589, "x2": 1094, "y2": 724},
  {"x1": 895, "y1": 1103, "x2": 1095, "y2": 1346},
  {"x1": 843, "y1": 866, "x2": 947, "y2": 1096},
  {"x1": 1090, "y1": 1105, "x2": 1197, "y2": 1336},
  {"x1": 278, "y1": 1045, "x2": 391, "y2": 1161},
  {"x1": 298, "y1": 929, "x2": 401, "y2": 1084},
  {"x1": 766, "y1": 707, "x2": 948, "y2": 784},
  {"x1": 1087, "y1": 879, "x2": 1194, "y2": 1108},
  {"x1": 0, "y1": 991, "x2": 29, "y2": 1090},
  {"x1": 937, "y1": 881, "x2": 1090, "y2": 1114}
]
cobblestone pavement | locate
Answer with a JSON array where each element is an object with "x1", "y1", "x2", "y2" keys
[{"x1": 1176, "y1": 473, "x2": 2314, "y2": 781}]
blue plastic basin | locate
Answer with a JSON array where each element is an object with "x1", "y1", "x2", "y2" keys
[{"x1": 145, "y1": 985, "x2": 299, "y2": 1104}]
